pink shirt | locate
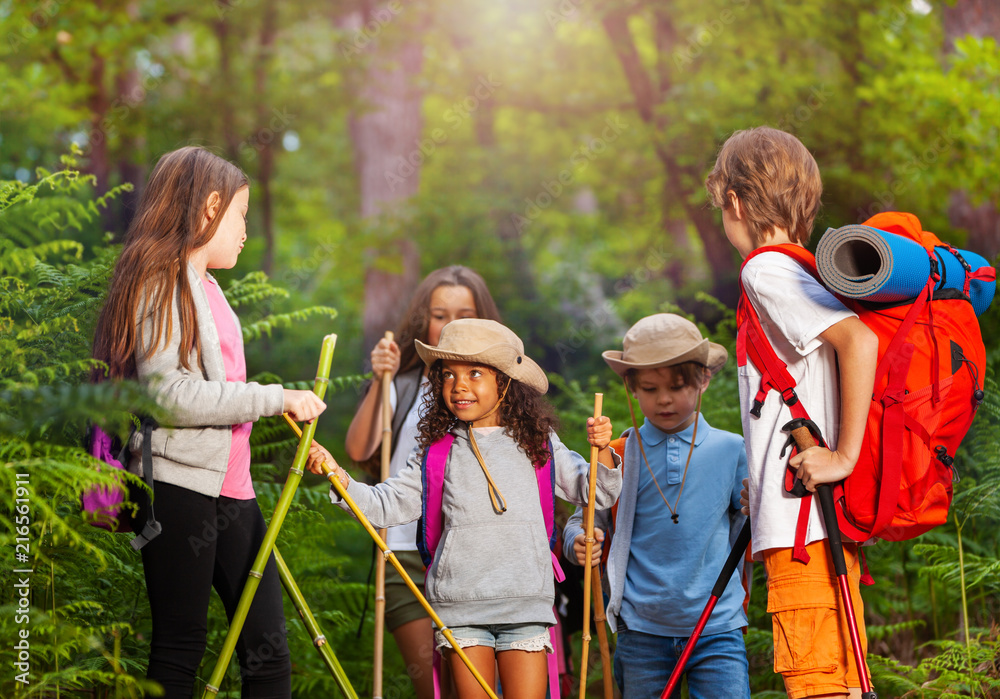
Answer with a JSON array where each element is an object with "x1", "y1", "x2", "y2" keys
[{"x1": 203, "y1": 275, "x2": 255, "y2": 500}]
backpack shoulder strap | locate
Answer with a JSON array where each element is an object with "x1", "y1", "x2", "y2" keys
[
  {"x1": 417, "y1": 433, "x2": 455, "y2": 567},
  {"x1": 537, "y1": 437, "x2": 566, "y2": 583},
  {"x1": 737, "y1": 245, "x2": 818, "y2": 563},
  {"x1": 536, "y1": 438, "x2": 557, "y2": 547},
  {"x1": 389, "y1": 368, "x2": 423, "y2": 459},
  {"x1": 601, "y1": 434, "x2": 629, "y2": 567}
]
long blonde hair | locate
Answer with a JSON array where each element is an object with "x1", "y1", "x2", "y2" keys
[{"x1": 93, "y1": 146, "x2": 248, "y2": 380}]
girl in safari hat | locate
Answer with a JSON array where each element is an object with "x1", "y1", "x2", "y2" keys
[
  {"x1": 307, "y1": 319, "x2": 622, "y2": 698},
  {"x1": 562, "y1": 313, "x2": 751, "y2": 699}
]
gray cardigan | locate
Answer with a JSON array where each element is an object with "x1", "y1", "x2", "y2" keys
[
  {"x1": 333, "y1": 426, "x2": 622, "y2": 627},
  {"x1": 128, "y1": 264, "x2": 285, "y2": 497}
]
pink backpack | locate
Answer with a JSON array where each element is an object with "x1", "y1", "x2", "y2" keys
[{"x1": 418, "y1": 433, "x2": 565, "y2": 698}]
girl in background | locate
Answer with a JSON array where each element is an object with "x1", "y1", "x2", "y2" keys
[{"x1": 93, "y1": 146, "x2": 324, "y2": 699}]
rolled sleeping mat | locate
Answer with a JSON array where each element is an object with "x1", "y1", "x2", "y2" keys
[{"x1": 816, "y1": 224, "x2": 996, "y2": 315}]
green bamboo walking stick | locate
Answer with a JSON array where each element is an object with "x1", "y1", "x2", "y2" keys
[
  {"x1": 283, "y1": 414, "x2": 500, "y2": 699},
  {"x1": 202, "y1": 334, "x2": 338, "y2": 699},
  {"x1": 273, "y1": 546, "x2": 359, "y2": 699}
]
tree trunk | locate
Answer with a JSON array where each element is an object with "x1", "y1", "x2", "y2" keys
[
  {"x1": 345, "y1": 9, "x2": 426, "y2": 354},
  {"x1": 943, "y1": 0, "x2": 1000, "y2": 259},
  {"x1": 601, "y1": 7, "x2": 737, "y2": 303},
  {"x1": 85, "y1": 48, "x2": 112, "y2": 230},
  {"x1": 215, "y1": 11, "x2": 241, "y2": 161},
  {"x1": 254, "y1": 0, "x2": 278, "y2": 276},
  {"x1": 114, "y1": 67, "x2": 144, "y2": 235}
]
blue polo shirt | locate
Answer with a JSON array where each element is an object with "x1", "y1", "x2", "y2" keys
[{"x1": 619, "y1": 414, "x2": 748, "y2": 636}]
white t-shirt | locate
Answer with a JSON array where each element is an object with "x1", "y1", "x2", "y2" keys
[
  {"x1": 384, "y1": 376, "x2": 431, "y2": 551},
  {"x1": 738, "y1": 252, "x2": 857, "y2": 558}
]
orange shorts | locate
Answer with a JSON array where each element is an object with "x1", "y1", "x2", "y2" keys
[{"x1": 763, "y1": 540, "x2": 871, "y2": 699}]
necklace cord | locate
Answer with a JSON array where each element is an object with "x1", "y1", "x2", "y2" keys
[{"x1": 623, "y1": 378, "x2": 700, "y2": 522}]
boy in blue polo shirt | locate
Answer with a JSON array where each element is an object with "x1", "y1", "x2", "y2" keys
[{"x1": 563, "y1": 314, "x2": 750, "y2": 698}]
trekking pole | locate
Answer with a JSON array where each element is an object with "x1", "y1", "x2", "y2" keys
[
  {"x1": 203, "y1": 334, "x2": 337, "y2": 699},
  {"x1": 659, "y1": 518, "x2": 750, "y2": 699},
  {"x1": 283, "y1": 415, "x2": 500, "y2": 699},
  {"x1": 273, "y1": 546, "x2": 359, "y2": 699},
  {"x1": 783, "y1": 418, "x2": 877, "y2": 699},
  {"x1": 579, "y1": 393, "x2": 604, "y2": 699},
  {"x1": 591, "y1": 568, "x2": 613, "y2": 699},
  {"x1": 373, "y1": 330, "x2": 393, "y2": 699}
]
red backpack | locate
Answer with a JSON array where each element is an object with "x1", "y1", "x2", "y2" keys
[{"x1": 737, "y1": 212, "x2": 993, "y2": 558}]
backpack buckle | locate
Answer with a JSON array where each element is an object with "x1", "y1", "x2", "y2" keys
[
  {"x1": 780, "y1": 387, "x2": 799, "y2": 407},
  {"x1": 750, "y1": 399, "x2": 764, "y2": 418},
  {"x1": 928, "y1": 255, "x2": 941, "y2": 283}
]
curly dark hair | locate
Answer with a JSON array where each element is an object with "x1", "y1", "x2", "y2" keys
[{"x1": 416, "y1": 361, "x2": 559, "y2": 467}]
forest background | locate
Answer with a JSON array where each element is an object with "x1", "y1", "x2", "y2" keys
[{"x1": 1, "y1": 0, "x2": 998, "y2": 697}]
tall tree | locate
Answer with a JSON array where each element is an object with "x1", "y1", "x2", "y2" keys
[{"x1": 340, "y1": 3, "x2": 427, "y2": 353}]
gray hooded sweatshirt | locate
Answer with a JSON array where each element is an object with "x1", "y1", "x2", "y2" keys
[{"x1": 335, "y1": 426, "x2": 622, "y2": 627}]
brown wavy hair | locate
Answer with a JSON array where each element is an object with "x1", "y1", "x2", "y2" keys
[
  {"x1": 417, "y1": 362, "x2": 558, "y2": 467},
  {"x1": 92, "y1": 146, "x2": 248, "y2": 380},
  {"x1": 395, "y1": 266, "x2": 502, "y2": 373},
  {"x1": 705, "y1": 126, "x2": 822, "y2": 247}
]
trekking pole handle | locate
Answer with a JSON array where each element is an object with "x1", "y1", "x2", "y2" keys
[{"x1": 787, "y1": 425, "x2": 849, "y2": 577}]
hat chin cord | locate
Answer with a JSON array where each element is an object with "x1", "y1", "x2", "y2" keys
[{"x1": 465, "y1": 379, "x2": 511, "y2": 515}]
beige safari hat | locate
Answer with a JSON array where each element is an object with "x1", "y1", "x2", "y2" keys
[
  {"x1": 415, "y1": 319, "x2": 548, "y2": 394},
  {"x1": 602, "y1": 313, "x2": 728, "y2": 377}
]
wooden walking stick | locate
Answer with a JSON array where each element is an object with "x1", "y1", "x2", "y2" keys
[
  {"x1": 373, "y1": 330, "x2": 393, "y2": 699},
  {"x1": 284, "y1": 415, "x2": 500, "y2": 699},
  {"x1": 591, "y1": 568, "x2": 613, "y2": 699},
  {"x1": 203, "y1": 334, "x2": 338, "y2": 699},
  {"x1": 579, "y1": 393, "x2": 604, "y2": 699}
]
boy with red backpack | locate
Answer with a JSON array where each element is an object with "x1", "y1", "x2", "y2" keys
[{"x1": 706, "y1": 126, "x2": 879, "y2": 699}]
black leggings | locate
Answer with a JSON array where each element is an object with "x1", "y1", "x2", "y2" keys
[{"x1": 136, "y1": 481, "x2": 291, "y2": 699}]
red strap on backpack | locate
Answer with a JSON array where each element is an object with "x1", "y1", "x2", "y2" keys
[{"x1": 737, "y1": 245, "x2": 823, "y2": 563}]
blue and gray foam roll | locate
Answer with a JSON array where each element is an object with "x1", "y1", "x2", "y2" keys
[{"x1": 815, "y1": 224, "x2": 995, "y2": 316}]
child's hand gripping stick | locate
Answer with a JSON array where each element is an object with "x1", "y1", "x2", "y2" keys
[{"x1": 780, "y1": 418, "x2": 877, "y2": 699}]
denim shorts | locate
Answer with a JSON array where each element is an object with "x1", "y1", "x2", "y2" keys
[{"x1": 434, "y1": 623, "x2": 553, "y2": 653}]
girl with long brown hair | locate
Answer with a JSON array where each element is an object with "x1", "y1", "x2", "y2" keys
[
  {"x1": 312, "y1": 319, "x2": 623, "y2": 699},
  {"x1": 344, "y1": 266, "x2": 501, "y2": 699},
  {"x1": 93, "y1": 146, "x2": 324, "y2": 699}
]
